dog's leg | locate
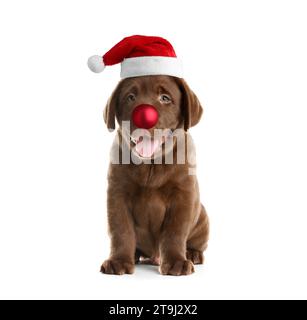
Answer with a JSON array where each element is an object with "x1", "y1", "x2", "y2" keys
[
  {"x1": 159, "y1": 196, "x2": 196, "y2": 276},
  {"x1": 186, "y1": 205, "x2": 209, "y2": 264},
  {"x1": 100, "y1": 192, "x2": 136, "y2": 275}
]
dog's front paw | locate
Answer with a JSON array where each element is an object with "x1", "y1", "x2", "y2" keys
[
  {"x1": 159, "y1": 259, "x2": 194, "y2": 276},
  {"x1": 100, "y1": 259, "x2": 134, "y2": 275}
]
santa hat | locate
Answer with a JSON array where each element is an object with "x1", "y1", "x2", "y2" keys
[{"x1": 88, "y1": 35, "x2": 183, "y2": 79}]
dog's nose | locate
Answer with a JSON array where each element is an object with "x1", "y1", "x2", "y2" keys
[{"x1": 132, "y1": 104, "x2": 159, "y2": 129}]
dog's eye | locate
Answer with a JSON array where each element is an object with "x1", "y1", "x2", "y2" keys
[
  {"x1": 160, "y1": 94, "x2": 172, "y2": 104},
  {"x1": 127, "y1": 94, "x2": 136, "y2": 102}
]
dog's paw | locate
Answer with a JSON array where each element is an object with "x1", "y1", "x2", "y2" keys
[
  {"x1": 186, "y1": 249, "x2": 204, "y2": 265},
  {"x1": 159, "y1": 259, "x2": 195, "y2": 276},
  {"x1": 100, "y1": 259, "x2": 134, "y2": 275}
]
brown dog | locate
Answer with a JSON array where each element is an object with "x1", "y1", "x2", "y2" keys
[{"x1": 101, "y1": 75, "x2": 209, "y2": 276}]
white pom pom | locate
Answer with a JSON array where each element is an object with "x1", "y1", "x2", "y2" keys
[{"x1": 87, "y1": 55, "x2": 105, "y2": 73}]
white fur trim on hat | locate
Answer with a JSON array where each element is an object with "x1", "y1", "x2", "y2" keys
[
  {"x1": 88, "y1": 55, "x2": 105, "y2": 73},
  {"x1": 120, "y1": 56, "x2": 183, "y2": 79}
]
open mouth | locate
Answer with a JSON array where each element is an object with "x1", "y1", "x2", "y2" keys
[
  {"x1": 131, "y1": 135, "x2": 164, "y2": 158},
  {"x1": 130, "y1": 130, "x2": 173, "y2": 158}
]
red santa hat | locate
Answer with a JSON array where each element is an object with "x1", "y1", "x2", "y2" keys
[{"x1": 88, "y1": 35, "x2": 183, "y2": 78}]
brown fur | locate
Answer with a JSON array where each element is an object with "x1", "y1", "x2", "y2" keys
[{"x1": 100, "y1": 76, "x2": 209, "y2": 276}]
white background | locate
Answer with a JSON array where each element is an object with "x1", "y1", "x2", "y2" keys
[{"x1": 0, "y1": 0, "x2": 306, "y2": 300}]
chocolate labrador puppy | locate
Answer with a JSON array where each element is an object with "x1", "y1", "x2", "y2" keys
[{"x1": 101, "y1": 75, "x2": 209, "y2": 276}]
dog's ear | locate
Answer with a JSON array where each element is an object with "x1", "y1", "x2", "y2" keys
[
  {"x1": 103, "y1": 81, "x2": 123, "y2": 131},
  {"x1": 177, "y1": 79, "x2": 203, "y2": 131}
]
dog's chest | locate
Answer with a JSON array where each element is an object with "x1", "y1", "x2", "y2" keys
[{"x1": 131, "y1": 188, "x2": 166, "y2": 241}]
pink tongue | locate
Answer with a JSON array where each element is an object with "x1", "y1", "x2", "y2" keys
[{"x1": 135, "y1": 136, "x2": 160, "y2": 158}]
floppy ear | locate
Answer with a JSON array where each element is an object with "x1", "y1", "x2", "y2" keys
[
  {"x1": 103, "y1": 81, "x2": 123, "y2": 131},
  {"x1": 177, "y1": 79, "x2": 203, "y2": 131}
]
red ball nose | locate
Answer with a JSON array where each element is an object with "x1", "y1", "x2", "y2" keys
[{"x1": 132, "y1": 104, "x2": 159, "y2": 129}]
